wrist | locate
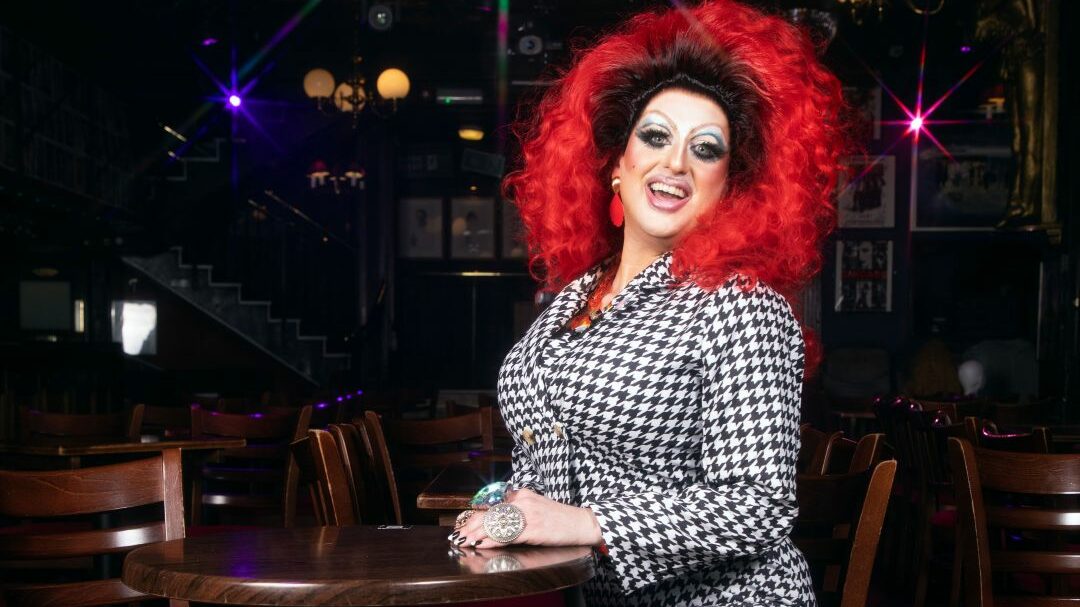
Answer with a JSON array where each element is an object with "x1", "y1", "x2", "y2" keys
[{"x1": 582, "y1": 506, "x2": 604, "y2": 545}]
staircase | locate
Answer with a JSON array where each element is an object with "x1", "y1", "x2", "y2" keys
[{"x1": 122, "y1": 246, "x2": 350, "y2": 386}]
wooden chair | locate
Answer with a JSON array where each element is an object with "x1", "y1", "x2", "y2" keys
[
  {"x1": 291, "y1": 433, "x2": 326, "y2": 525},
  {"x1": 309, "y1": 428, "x2": 355, "y2": 526},
  {"x1": 794, "y1": 459, "x2": 898, "y2": 607},
  {"x1": 18, "y1": 405, "x2": 144, "y2": 442},
  {"x1": 824, "y1": 433, "x2": 886, "y2": 475},
  {"x1": 948, "y1": 437, "x2": 1080, "y2": 606},
  {"x1": 379, "y1": 407, "x2": 497, "y2": 469},
  {"x1": 907, "y1": 408, "x2": 971, "y2": 607},
  {"x1": 379, "y1": 408, "x2": 499, "y2": 522},
  {"x1": 359, "y1": 412, "x2": 403, "y2": 525},
  {"x1": 140, "y1": 404, "x2": 192, "y2": 438},
  {"x1": 189, "y1": 404, "x2": 311, "y2": 527},
  {"x1": 990, "y1": 397, "x2": 1061, "y2": 427},
  {"x1": 329, "y1": 423, "x2": 396, "y2": 525},
  {"x1": 913, "y1": 398, "x2": 987, "y2": 423},
  {"x1": 0, "y1": 450, "x2": 186, "y2": 606},
  {"x1": 800, "y1": 424, "x2": 841, "y2": 475},
  {"x1": 963, "y1": 417, "x2": 1052, "y2": 453}
]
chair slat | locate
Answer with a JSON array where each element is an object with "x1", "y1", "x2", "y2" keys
[
  {"x1": 987, "y1": 505, "x2": 1080, "y2": 530},
  {"x1": 990, "y1": 550, "x2": 1080, "y2": 574},
  {"x1": 0, "y1": 522, "x2": 166, "y2": 559},
  {"x1": 0, "y1": 456, "x2": 165, "y2": 516}
]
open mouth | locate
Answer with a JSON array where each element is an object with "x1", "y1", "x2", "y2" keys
[{"x1": 645, "y1": 178, "x2": 692, "y2": 212}]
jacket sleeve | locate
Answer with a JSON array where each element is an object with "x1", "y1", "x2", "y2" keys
[
  {"x1": 582, "y1": 285, "x2": 804, "y2": 593},
  {"x1": 509, "y1": 438, "x2": 546, "y2": 494}
]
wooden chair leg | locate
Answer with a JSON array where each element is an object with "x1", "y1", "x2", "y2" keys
[
  {"x1": 283, "y1": 456, "x2": 299, "y2": 528},
  {"x1": 190, "y1": 477, "x2": 204, "y2": 525},
  {"x1": 913, "y1": 498, "x2": 933, "y2": 607},
  {"x1": 949, "y1": 523, "x2": 962, "y2": 607}
]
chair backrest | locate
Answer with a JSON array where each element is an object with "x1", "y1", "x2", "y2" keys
[
  {"x1": 190, "y1": 404, "x2": 311, "y2": 527},
  {"x1": 799, "y1": 424, "x2": 840, "y2": 475},
  {"x1": 360, "y1": 411, "x2": 403, "y2": 525},
  {"x1": 19, "y1": 404, "x2": 144, "y2": 442},
  {"x1": 948, "y1": 437, "x2": 1080, "y2": 606},
  {"x1": 0, "y1": 450, "x2": 185, "y2": 605},
  {"x1": 329, "y1": 423, "x2": 393, "y2": 524},
  {"x1": 190, "y1": 401, "x2": 306, "y2": 444},
  {"x1": 964, "y1": 417, "x2": 1051, "y2": 453},
  {"x1": 990, "y1": 396, "x2": 1060, "y2": 427},
  {"x1": 291, "y1": 433, "x2": 328, "y2": 525},
  {"x1": 309, "y1": 429, "x2": 355, "y2": 525},
  {"x1": 907, "y1": 408, "x2": 967, "y2": 489},
  {"x1": 824, "y1": 433, "x2": 886, "y2": 475},
  {"x1": 794, "y1": 459, "x2": 898, "y2": 607},
  {"x1": 140, "y1": 404, "x2": 192, "y2": 438},
  {"x1": 913, "y1": 398, "x2": 987, "y2": 423},
  {"x1": 379, "y1": 407, "x2": 495, "y2": 469}
]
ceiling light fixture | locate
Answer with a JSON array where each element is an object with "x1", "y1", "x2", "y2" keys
[
  {"x1": 303, "y1": 57, "x2": 409, "y2": 125},
  {"x1": 458, "y1": 126, "x2": 485, "y2": 141}
]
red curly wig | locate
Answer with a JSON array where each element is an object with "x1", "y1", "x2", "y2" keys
[{"x1": 503, "y1": 0, "x2": 847, "y2": 302}]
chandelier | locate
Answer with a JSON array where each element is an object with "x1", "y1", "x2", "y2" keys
[{"x1": 303, "y1": 57, "x2": 410, "y2": 125}]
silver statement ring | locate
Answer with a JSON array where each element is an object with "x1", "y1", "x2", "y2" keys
[
  {"x1": 482, "y1": 503, "x2": 526, "y2": 544},
  {"x1": 454, "y1": 509, "x2": 475, "y2": 530}
]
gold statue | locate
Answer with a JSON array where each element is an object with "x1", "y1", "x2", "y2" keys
[{"x1": 975, "y1": 0, "x2": 1056, "y2": 228}]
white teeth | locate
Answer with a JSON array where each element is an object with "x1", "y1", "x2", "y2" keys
[{"x1": 649, "y1": 182, "x2": 688, "y2": 198}]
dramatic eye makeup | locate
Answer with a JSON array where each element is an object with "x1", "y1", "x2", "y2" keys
[
  {"x1": 689, "y1": 131, "x2": 729, "y2": 162},
  {"x1": 633, "y1": 114, "x2": 729, "y2": 162},
  {"x1": 635, "y1": 120, "x2": 671, "y2": 149}
]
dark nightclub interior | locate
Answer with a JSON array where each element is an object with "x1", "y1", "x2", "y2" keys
[{"x1": 0, "y1": 0, "x2": 1077, "y2": 605}]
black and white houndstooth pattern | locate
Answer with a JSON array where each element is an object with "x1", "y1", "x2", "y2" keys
[{"x1": 497, "y1": 253, "x2": 816, "y2": 606}]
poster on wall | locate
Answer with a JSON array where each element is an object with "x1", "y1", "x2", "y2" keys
[
  {"x1": 835, "y1": 240, "x2": 893, "y2": 313},
  {"x1": 914, "y1": 145, "x2": 1011, "y2": 229},
  {"x1": 399, "y1": 197, "x2": 443, "y2": 259},
  {"x1": 450, "y1": 197, "x2": 495, "y2": 259},
  {"x1": 843, "y1": 85, "x2": 882, "y2": 141},
  {"x1": 501, "y1": 199, "x2": 527, "y2": 259},
  {"x1": 837, "y1": 155, "x2": 895, "y2": 228}
]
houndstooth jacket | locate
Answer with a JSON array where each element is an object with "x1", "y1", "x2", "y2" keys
[{"x1": 497, "y1": 253, "x2": 816, "y2": 606}]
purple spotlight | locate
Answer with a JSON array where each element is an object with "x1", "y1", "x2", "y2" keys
[
  {"x1": 336, "y1": 396, "x2": 345, "y2": 402},
  {"x1": 356, "y1": 390, "x2": 363, "y2": 395},
  {"x1": 201, "y1": 37, "x2": 219, "y2": 47},
  {"x1": 960, "y1": 45, "x2": 972, "y2": 54},
  {"x1": 228, "y1": 94, "x2": 242, "y2": 108}
]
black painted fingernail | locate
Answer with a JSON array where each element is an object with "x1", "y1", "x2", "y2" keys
[
  {"x1": 448, "y1": 531, "x2": 460, "y2": 541},
  {"x1": 456, "y1": 536, "x2": 467, "y2": 546},
  {"x1": 472, "y1": 539, "x2": 482, "y2": 547}
]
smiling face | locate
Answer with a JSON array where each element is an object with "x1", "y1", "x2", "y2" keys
[{"x1": 613, "y1": 88, "x2": 732, "y2": 257}]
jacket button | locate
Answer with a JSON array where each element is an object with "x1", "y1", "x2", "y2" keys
[
  {"x1": 521, "y1": 427, "x2": 535, "y2": 445},
  {"x1": 553, "y1": 423, "x2": 565, "y2": 439}
]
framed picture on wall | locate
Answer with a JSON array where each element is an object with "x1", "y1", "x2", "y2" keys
[
  {"x1": 450, "y1": 197, "x2": 495, "y2": 259},
  {"x1": 913, "y1": 145, "x2": 1011, "y2": 230},
  {"x1": 842, "y1": 86, "x2": 882, "y2": 141},
  {"x1": 837, "y1": 155, "x2": 895, "y2": 228},
  {"x1": 834, "y1": 240, "x2": 893, "y2": 313},
  {"x1": 501, "y1": 199, "x2": 527, "y2": 259},
  {"x1": 399, "y1": 197, "x2": 443, "y2": 259}
]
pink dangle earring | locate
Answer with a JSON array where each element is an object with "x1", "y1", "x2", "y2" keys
[{"x1": 609, "y1": 177, "x2": 624, "y2": 227}]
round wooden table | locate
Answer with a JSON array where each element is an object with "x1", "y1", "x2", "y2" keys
[{"x1": 122, "y1": 525, "x2": 596, "y2": 606}]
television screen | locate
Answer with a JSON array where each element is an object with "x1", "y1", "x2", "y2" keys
[{"x1": 110, "y1": 300, "x2": 158, "y2": 355}]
